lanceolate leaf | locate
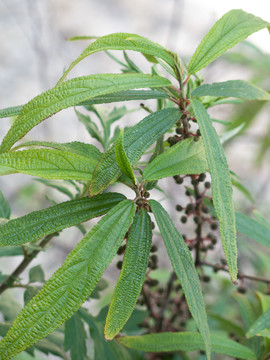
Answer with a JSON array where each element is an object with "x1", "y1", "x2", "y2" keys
[
  {"x1": 115, "y1": 129, "x2": 136, "y2": 183},
  {"x1": 64, "y1": 312, "x2": 87, "y2": 360},
  {"x1": 143, "y1": 138, "x2": 208, "y2": 181},
  {"x1": 0, "y1": 105, "x2": 23, "y2": 118},
  {"x1": 192, "y1": 80, "x2": 270, "y2": 100},
  {"x1": 188, "y1": 9, "x2": 270, "y2": 74},
  {"x1": 89, "y1": 108, "x2": 180, "y2": 195},
  {"x1": 118, "y1": 332, "x2": 256, "y2": 359},
  {"x1": 247, "y1": 308, "x2": 270, "y2": 339},
  {"x1": 0, "y1": 148, "x2": 100, "y2": 180},
  {"x1": 58, "y1": 33, "x2": 175, "y2": 83},
  {"x1": 104, "y1": 209, "x2": 152, "y2": 340},
  {"x1": 149, "y1": 199, "x2": 211, "y2": 360},
  {"x1": 191, "y1": 100, "x2": 237, "y2": 282},
  {"x1": 0, "y1": 190, "x2": 11, "y2": 219},
  {"x1": 0, "y1": 199, "x2": 136, "y2": 359},
  {"x1": 0, "y1": 193, "x2": 125, "y2": 246},
  {"x1": 0, "y1": 73, "x2": 171, "y2": 153},
  {"x1": 236, "y1": 211, "x2": 270, "y2": 248}
]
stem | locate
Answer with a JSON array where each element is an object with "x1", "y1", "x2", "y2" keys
[
  {"x1": 0, "y1": 233, "x2": 55, "y2": 295},
  {"x1": 201, "y1": 261, "x2": 270, "y2": 285}
]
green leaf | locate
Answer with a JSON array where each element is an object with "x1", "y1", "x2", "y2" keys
[
  {"x1": 90, "y1": 108, "x2": 180, "y2": 195},
  {"x1": 115, "y1": 129, "x2": 136, "y2": 183},
  {"x1": 0, "y1": 246, "x2": 23, "y2": 257},
  {"x1": 192, "y1": 80, "x2": 270, "y2": 100},
  {"x1": 24, "y1": 287, "x2": 41, "y2": 305},
  {"x1": 118, "y1": 332, "x2": 256, "y2": 359},
  {"x1": 105, "y1": 208, "x2": 152, "y2": 339},
  {"x1": 0, "y1": 105, "x2": 23, "y2": 118},
  {"x1": 149, "y1": 199, "x2": 211, "y2": 360},
  {"x1": 75, "y1": 109, "x2": 103, "y2": 143},
  {"x1": 29, "y1": 265, "x2": 45, "y2": 283},
  {"x1": 231, "y1": 177, "x2": 254, "y2": 203},
  {"x1": 58, "y1": 33, "x2": 175, "y2": 83},
  {"x1": 0, "y1": 74, "x2": 171, "y2": 153},
  {"x1": 0, "y1": 199, "x2": 136, "y2": 359},
  {"x1": 247, "y1": 308, "x2": 270, "y2": 339},
  {"x1": 34, "y1": 338, "x2": 68, "y2": 360},
  {"x1": 0, "y1": 192, "x2": 125, "y2": 246},
  {"x1": 236, "y1": 211, "x2": 270, "y2": 248},
  {"x1": 64, "y1": 312, "x2": 87, "y2": 360},
  {"x1": 191, "y1": 99, "x2": 237, "y2": 282},
  {"x1": 35, "y1": 179, "x2": 75, "y2": 199},
  {"x1": 253, "y1": 210, "x2": 270, "y2": 230},
  {"x1": 188, "y1": 9, "x2": 270, "y2": 74},
  {"x1": 0, "y1": 191, "x2": 11, "y2": 219},
  {"x1": 0, "y1": 147, "x2": 101, "y2": 180},
  {"x1": 143, "y1": 138, "x2": 208, "y2": 181}
]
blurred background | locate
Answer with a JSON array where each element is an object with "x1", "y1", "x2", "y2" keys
[{"x1": 0, "y1": 1, "x2": 270, "y2": 355}]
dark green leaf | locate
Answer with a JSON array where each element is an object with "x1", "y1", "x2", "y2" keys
[
  {"x1": 105, "y1": 209, "x2": 152, "y2": 339},
  {"x1": 192, "y1": 80, "x2": 270, "y2": 100},
  {"x1": 191, "y1": 100, "x2": 237, "y2": 282},
  {"x1": 188, "y1": 9, "x2": 270, "y2": 74},
  {"x1": 90, "y1": 108, "x2": 180, "y2": 195},
  {"x1": 0, "y1": 246, "x2": 23, "y2": 257},
  {"x1": 0, "y1": 73, "x2": 171, "y2": 153},
  {"x1": 64, "y1": 312, "x2": 87, "y2": 360},
  {"x1": 0, "y1": 192, "x2": 125, "y2": 246},
  {"x1": 143, "y1": 138, "x2": 208, "y2": 181},
  {"x1": 118, "y1": 332, "x2": 256, "y2": 359},
  {"x1": 0, "y1": 199, "x2": 136, "y2": 359},
  {"x1": 149, "y1": 199, "x2": 210, "y2": 360},
  {"x1": 115, "y1": 129, "x2": 136, "y2": 183}
]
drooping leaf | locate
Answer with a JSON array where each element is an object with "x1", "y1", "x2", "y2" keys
[
  {"x1": 58, "y1": 33, "x2": 176, "y2": 83},
  {"x1": 247, "y1": 308, "x2": 270, "y2": 339},
  {"x1": 115, "y1": 129, "x2": 136, "y2": 183},
  {"x1": 0, "y1": 199, "x2": 136, "y2": 359},
  {"x1": 90, "y1": 108, "x2": 180, "y2": 195},
  {"x1": 149, "y1": 199, "x2": 211, "y2": 360},
  {"x1": 0, "y1": 190, "x2": 11, "y2": 219},
  {"x1": 0, "y1": 192, "x2": 125, "y2": 246},
  {"x1": 236, "y1": 211, "x2": 270, "y2": 248},
  {"x1": 105, "y1": 208, "x2": 152, "y2": 339},
  {"x1": 191, "y1": 99, "x2": 237, "y2": 282},
  {"x1": 0, "y1": 73, "x2": 171, "y2": 153},
  {"x1": 118, "y1": 332, "x2": 256, "y2": 359},
  {"x1": 192, "y1": 80, "x2": 270, "y2": 100},
  {"x1": 143, "y1": 138, "x2": 208, "y2": 181},
  {"x1": 188, "y1": 9, "x2": 270, "y2": 74},
  {"x1": 64, "y1": 312, "x2": 87, "y2": 360},
  {"x1": 29, "y1": 265, "x2": 45, "y2": 283}
]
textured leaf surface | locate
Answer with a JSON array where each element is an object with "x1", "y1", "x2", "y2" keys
[
  {"x1": 143, "y1": 138, "x2": 208, "y2": 181},
  {"x1": 0, "y1": 199, "x2": 136, "y2": 359},
  {"x1": 0, "y1": 193, "x2": 125, "y2": 246},
  {"x1": 0, "y1": 105, "x2": 23, "y2": 118},
  {"x1": 0, "y1": 74, "x2": 171, "y2": 153},
  {"x1": 118, "y1": 332, "x2": 256, "y2": 359},
  {"x1": 192, "y1": 80, "x2": 270, "y2": 100},
  {"x1": 90, "y1": 108, "x2": 180, "y2": 195},
  {"x1": 236, "y1": 211, "x2": 270, "y2": 248},
  {"x1": 247, "y1": 308, "x2": 270, "y2": 338},
  {"x1": 0, "y1": 148, "x2": 101, "y2": 180},
  {"x1": 64, "y1": 312, "x2": 87, "y2": 360},
  {"x1": 0, "y1": 190, "x2": 11, "y2": 219},
  {"x1": 188, "y1": 9, "x2": 270, "y2": 74},
  {"x1": 115, "y1": 129, "x2": 136, "y2": 183},
  {"x1": 58, "y1": 33, "x2": 175, "y2": 83},
  {"x1": 105, "y1": 209, "x2": 152, "y2": 339},
  {"x1": 149, "y1": 199, "x2": 211, "y2": 360},
  {"x1": 192, "y1": 100, "x2": 237, "y2": 282}
]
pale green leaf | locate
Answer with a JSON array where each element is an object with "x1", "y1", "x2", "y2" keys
[
  {"x1": 191, "y1": 100, "x2": 237, "y2": 282},
  {"x1": 188, "y1": 9, "x2": 270, "y2": 74},
  {"x1": 115, "y1": 129, "x2": 136, "y2": 183},
  {"x1": 0, "y1": 73, "x2": 171, "y2": 153},
  {"x1": 0, "y1": 105, "x2": 22, "y2": 118},
  {"x1": 0, "y1": 190, "x2": 11, "y2": 219},
  {"x1": 0, "y1": 192, "x2": 125, "y2": 246},
  {"x1": 89, "y1": 108, "x2": 180, "y2": 195},
  {"x1": 231, "y1": 177, "x2": 254, "y2": 203},
  {"x1": 0, "y1": 246, "x2": 23, "y2": 257},
  {"x1": 247, "y1": 308, "x2": 270, "y2": 338},
  {"x1": 0, "y1": 148, "x2": 100, "y2": 180},
  {"x1": 149, "y1": 199, "x2": 211, "y2": 360},
  {"x1": 105, "y1": 208, "x2": 152, "y2": 339},
  {"x1": 58, "y1": 33, "x2": 175, "y2": 83},
  {"x1": 118, "y1": 332, "x2": 256, "y2": 359},
  {"x1": 29, "y1": 265, "x2": 45, "y2": 283},
  {"x1": 64, "y1": 312, "x2": 87, "y2": 360},
  {"x1": 0, "y1": 199, "x2": 136, "y2": 359},
  {"x1": 253, "y1": 210, "x2": 270, "y2": 230},
  {"x1": 192, "y1": 80, "x2": 270, "y2": 100},
  {"x1": 143, "y1": 138, "x2": 208, "y2": 181}
]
